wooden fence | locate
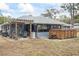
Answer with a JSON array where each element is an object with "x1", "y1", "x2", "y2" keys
[{"x1": 49, "y1": 29, "x2": 77, "y2": 39}]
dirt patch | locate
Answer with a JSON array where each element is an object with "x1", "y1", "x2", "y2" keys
[{"x1": 0, "y1": 36, "x2": 79, "y2": 56}]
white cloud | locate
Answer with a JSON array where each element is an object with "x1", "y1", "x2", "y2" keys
[
  {"x1": 2, "y1": 12, "x2": 12, "y2": 17},
  {"x1": 0, "y1": 3, "x2": 14, "y2": 17},
  {"x1": 18, "y1": 3, "x2": 34, "y2": 15},
  {"x1": 0, "y1": 3, "x2": 9, "y2": 10},
  {"x1": 0, "y1": 3, "x2": 13, "y2": 12},
  {"x1": 0, "y1": 3, "x2": 35, "y2": 17}
]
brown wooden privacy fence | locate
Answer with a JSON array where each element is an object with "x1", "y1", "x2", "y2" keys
[{"x1": 49, "y1": 29, "x2": 77, "y2": 39}]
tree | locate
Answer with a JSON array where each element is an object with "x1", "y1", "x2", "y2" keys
[
  {"x1": 0, "y1": 9, "x2": 11, "y2": 24},
  {"x1": 61, "y1": 3, "x2": 79, "y2": 25},
  {"x1": 41, "y1": 9, "x2": 59, "y2": 19},
  {"x1": 0, "y1": 16, "x2": 10, "y2": 24},
  {"x1": 59, "y1": 15, "x2": 70, "y2": 23},
  {"x1": 0, "y1": 16, "x2": 5, "y2": 24},
  {"x1": 0, "y1": 10, "x2": 3, "y2": 16}
]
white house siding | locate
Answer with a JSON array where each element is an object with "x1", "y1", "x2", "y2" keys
[
  {"x1": 32, "y1": 32, "x2": 48, "y2": 39},
  {"x1": 37, "y1": 32, "x2": 48, "y2": 38},
  {"x1": 74, "y1": 26, "x2": 79, "y2": 29}
]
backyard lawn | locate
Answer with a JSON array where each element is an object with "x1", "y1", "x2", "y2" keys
[{"x1": 0, "y1": 35, "x2": 79, "y2": 56}]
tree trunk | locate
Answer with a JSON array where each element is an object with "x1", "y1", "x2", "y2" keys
[
  {"x1": 70, "y1": 3, "x2": 74, "y2": 28},
  {"x1": 72, "y1": 3, "x2": 75, "y2": 27}
]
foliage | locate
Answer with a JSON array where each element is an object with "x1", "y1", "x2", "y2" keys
[
  {"x1": 60, "y1": 19, "x2": 70, "y2": 23},
  {"x1": 59, "y1": 15, "x2": 70, "y2": 23},
  {"x1": 0, "y1": 16, "x2": 10, "y2": 24},
  {"x1": 41, "y1": 9, "x2": 59, "y2": 19},
  {"x1": 61, "y1": 3, "x2": 79, "y2": 24},
  {"x1": 75, "y1": 19, "x2": 79, "y2": 23}
]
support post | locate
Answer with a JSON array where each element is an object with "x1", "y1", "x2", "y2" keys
[
  {"x1": 15, "y1": 22, "x2": 18, "y2": 39},
  {"x1": 36, "y1": 24, "x2": 38, "y2": 38},
  {"x1": 34, "y1": 24, "x2": 38, "y2": 39},
  {"x1": 30, "y1": 21, "x2": 32, "y2": 39},
  {"x1": 9, "y1": 24, "x2": 11, "y2": 37}
]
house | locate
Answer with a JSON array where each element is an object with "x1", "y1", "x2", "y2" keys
[
  {"x1": 1, "y1": 16, "x2": 72, "y2": 39},
  {"x1": 73, "y1": 23, "x2": 79, "y2": 29}
]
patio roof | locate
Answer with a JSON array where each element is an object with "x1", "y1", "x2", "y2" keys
[
  {"x1": 1, "y1": 16, "x2": 72, "y2": 27},
  {"x1": 17, "y1": 16, "x2": 72, "y2": 26}
]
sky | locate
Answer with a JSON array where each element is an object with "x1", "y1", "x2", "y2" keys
[{"x1": 0, "y1": 3, "x2": 70, "y2": 18}]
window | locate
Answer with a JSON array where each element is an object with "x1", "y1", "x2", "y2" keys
[{"x1": 38, "y1": 24, "x2": 51, "y2": 32}]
